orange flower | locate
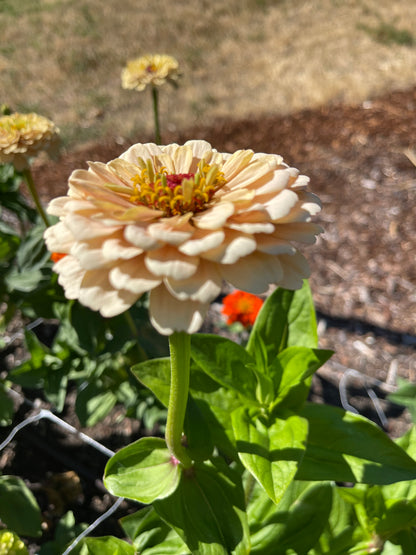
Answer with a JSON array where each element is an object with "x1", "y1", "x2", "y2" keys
[
  {"x1": 222, "y1": 290, "x2": 264, "y2": 327},
  {"x1": 50, "y1": 252, "x2": 67, "y2": 263}
]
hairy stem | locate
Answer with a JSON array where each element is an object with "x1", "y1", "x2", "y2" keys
[{"x1": 166, "y1": 331, "x2": 193, "y2": 468}]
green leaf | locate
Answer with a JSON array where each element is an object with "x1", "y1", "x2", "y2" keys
[
  {"x1": 387, "y1": 529, "x2": 416, "y2": 553},
  {"x1": 73, "y1": 536, "x2": 136, "y2": 554},
  {"x1": 189, "y1": 367, "x2": 242, "y2": 459},
  {"x1": 75, "y1": 383, "x2": 117, "y2": 427},
  {"x1": 39, "y1": 511, "x2": 88, "y2": 555},
  {"x1": 250, "y1": 481, "x2": 333, "y2": 555},
  {"x1": 104, "y1": 437, "x2": 181, "y2": 503},
  {"x1": 153, "y1": 459, "x2": 249, "y2": 555},
  {"x1": 247, "y1": 281, "x2": 318, "y2": 366},
  {"x1": 190, "y1": 389, "x2": 240, "y2": 460},
  {"x1": 314, "y1": 486, "x2": 358, "y2": 555},
  {"x1": 383, "y1": 427, "x2": 416, "y2": 500},
  {"x1": 0, "y1": 529, "x2": 28, "y2": 554},
  {"x1": 0, "y1": 228, "x2": 20, "y2": 262},
  {"x1": 297, "y1": 403, "x2": 416, "y2": 484},
  {"x1": 131, "y1": 357, "x2": 171, "y2": 407},
  {"x1": 120, "y1": 506, "x2": 190, "y2": 553},
  {"x1": 191, "y1": 334, "x2": 257, "y2": 402},
  {"x1": 183, "y1": 395, "x2": 214, "y2": 462},
  {"x1": 232, "y1": 407, "x2": 308, "y2": 504},
  {"x1": 0, "y1": 475, "x2": 42, "y2": 537},
  {"x1": 396, "y1": 425, "x2": 416, "y2": 461},
  {"x1": 270, "y1": 346, "x2": 333, "y2": 410},
  {"x1": 377, "y1": 499, "x2": 416, "y2": 538},
  {"x1": 388, "y1": 378, "x2": 416, "y2": 423}
]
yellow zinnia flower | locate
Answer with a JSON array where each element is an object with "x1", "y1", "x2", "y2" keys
[
  {"x1": 121, "y1": 54, "x2": 179, "y2": 92},
  {"x1": 0, "y1": 112, "x2": 60, "y2": 170},
  {"x1": 44, "y1": 140, "x2": 322, "y2": 335}
]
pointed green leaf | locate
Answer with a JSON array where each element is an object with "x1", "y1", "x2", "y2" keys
[
  {"x1": 387, "y1": 529, "x2": 416, "y2": 553},
  {"x1": 154, "y1": 460, "x2": 250, "y2": 555},
  {"x1": 191, "y1": 334, "x2": 257, "y2": 402},
  {"x1": 247, "y1": 281, "x2": 318, "y2": 366},
  {"x1": 120, "y1": 507, "x2": 190, "y2": 554},
  {"x1": 377, "y1": 499, "x2": 416, "y2": 537},
  {"x1": 383, "y1": 427, "x2": 416, "y2": 500},
  {"x1": 73, "y1": 536, "x2": 135, "y2": 554},
  {"x1": 250, "y1": 481, "x2": 333, "y2": 555},
  {"x1": 232, "y1": 407, "x2": 308, "y2": 504},
  {"x1": 183, "y1": 395, "x2": 214, "y2": 462},
  {"x1": 0, "y1": 475, "x2": 42, "y2": 537},
  {"x1": 297, "y1": 404, "x2": 416, "y2": 484},
  {"x1": 270, "y1": 346, "x2": 333, "y2": 410},
  {"x1": 104, "y1": 437, "x2": 181, "y2": 503},
  {"x1": 131, "y1": 357, "x2": 171, "y2": 406},
  {"x1": 190, "y1": 390, "x2": 240, "y2": 460},
  {"x1": 75, "y1": 383, "x2": 117, "y2": 427},
  {"x1": 388, "y1": 379, "x2": 416, "y2": 423}
]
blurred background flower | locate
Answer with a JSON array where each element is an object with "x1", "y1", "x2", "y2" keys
[
  {"x1": 221, "y1": 289, "x2": 263, "y2": 327},
  {"x1": 0, "y1": 112, "x2": 60, "y2": 171},
  {"x1": 121, "y1": 54, "x2": 180, "y2": 92}
]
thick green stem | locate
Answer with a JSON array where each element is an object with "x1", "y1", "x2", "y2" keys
[
  {"x1": 151, "y1": 86, "x2": 161, "y2": 145},
  {"x1": 166, "y1": 331, "x2": 193, "y2": 468},
  {"x1": 22, "y1": 168, "x2": 50, "y2": 227}
]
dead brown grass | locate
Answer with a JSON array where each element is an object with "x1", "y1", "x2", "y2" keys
[{"x1": 1, "y1": 0, "x2": 416, "y2": 146}]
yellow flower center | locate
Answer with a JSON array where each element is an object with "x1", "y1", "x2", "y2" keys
[{"x1": 130, "y1": 158, "x2": 226, "y2": 216}]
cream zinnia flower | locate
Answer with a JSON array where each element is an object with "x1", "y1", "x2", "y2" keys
[
  {"x1": 44, "y1": 140, "x2": 322, "y2": 335},
  {"x1": 0, "y1": 112, "x2": 60, "y2": 170},
  {"x1": 121, "y1": 54, "x2": 179, "y2": 91}
]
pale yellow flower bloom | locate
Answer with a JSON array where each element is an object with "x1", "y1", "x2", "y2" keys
[
  {"x1": 0, "y1": 112, "x2": 60, "y2": 170},
  {"x1": 121, "y1": 54, "x2": 179, "y2": 91},
  {"x1": 44, "y1": 140, "x2": 322, "y2": 335}
]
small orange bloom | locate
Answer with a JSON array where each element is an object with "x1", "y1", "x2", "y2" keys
[
  {"x1": 51, "y1": 252, "x2": 67, "y2": 263},
  {"x1": 222, "y1": 290, "x2": 264, "y2": 327}
]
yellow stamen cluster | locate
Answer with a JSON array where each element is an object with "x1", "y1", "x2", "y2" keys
[{"x1": 130, "y1": 158, "x2": 226, "y2": 216}]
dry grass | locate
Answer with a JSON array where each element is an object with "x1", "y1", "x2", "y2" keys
[{"x1": 1, "y1": 0, "x2": 416, "y2": 146}]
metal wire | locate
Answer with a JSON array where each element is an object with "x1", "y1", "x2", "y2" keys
[
  {"x1": 62, "y1": 496, "x2": 125, "y2": 555},
  {"x1": 0, "y1": 388, "x2": 126, "y2": 553}
]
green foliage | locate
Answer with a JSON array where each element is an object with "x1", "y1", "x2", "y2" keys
[
  {"x1": 0, "y1": 475, "x2": 42, "y2": 537},
  {"x1": 2, "y1": 170, "x2": 415, "y2": 555},
  {"x1": 72, "y1": 536, "x2": 136, "y2": 555},
  {"x1": 153, "y1": 459, "x2": 249, "y2": 555},
  {"x1": 38, "y1": 511, "x2": 88, "y2": 555},
  {"x1": 104, "y1": 437, "x2": 181, "y2": 503},
  {"x1": 106, "y1": 281, "x2": 416, "y2": 554},
  {"x1": 388, "y1": 378, "x2": 416, "y2": 423},
  {"x1": 0, "y1": 529, "x2": 28, "y2": 554}
]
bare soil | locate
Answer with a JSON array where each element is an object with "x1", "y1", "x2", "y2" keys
[{"x1": 2, "y1": 85, "x2": 416, "y2": 551}]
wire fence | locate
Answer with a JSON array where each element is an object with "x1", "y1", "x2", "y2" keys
[{"x1": 1, "y1": 387, "x2": 126, "y2": 554}]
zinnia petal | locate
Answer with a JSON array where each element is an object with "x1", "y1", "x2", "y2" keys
[
  {"x1": 44, "y1": 140, "x2": 321, "y2": 334},
  {"x1": 149, "y1": 285, "x2": 206, "y2": 335}
]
